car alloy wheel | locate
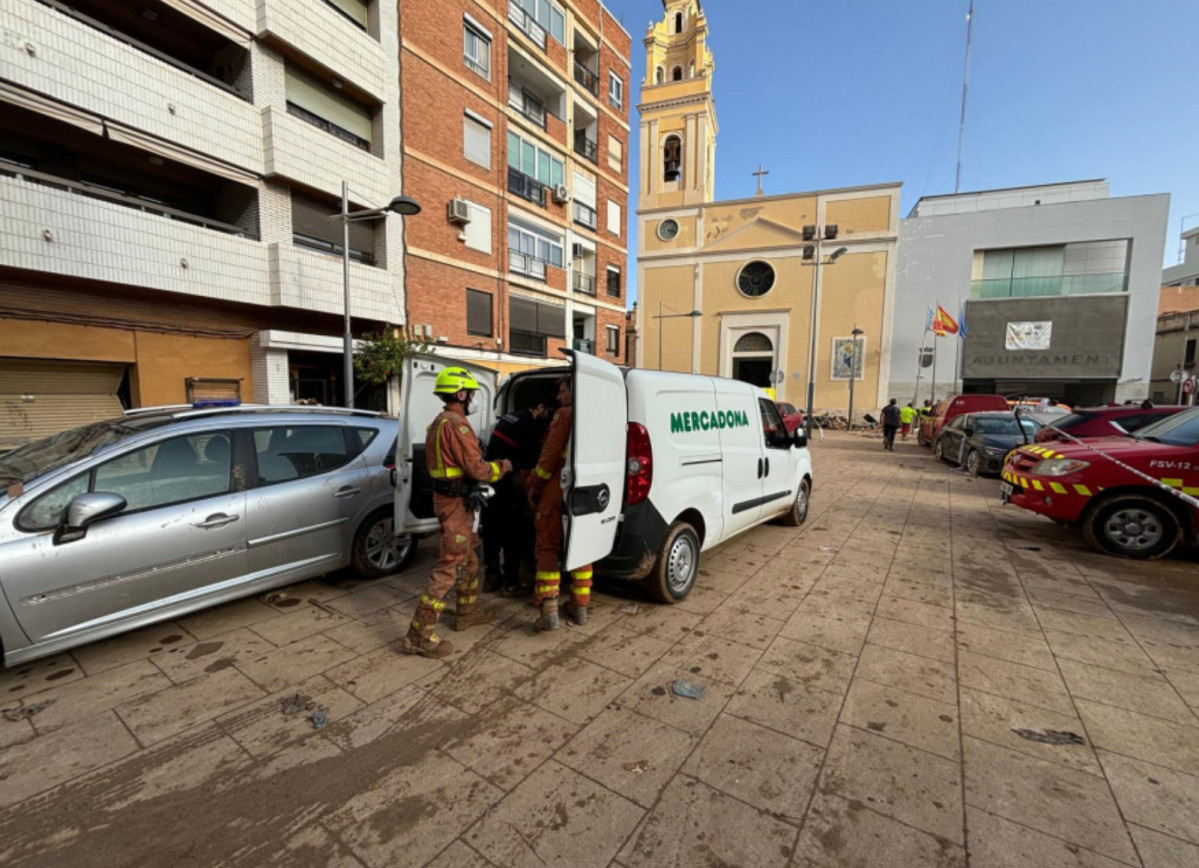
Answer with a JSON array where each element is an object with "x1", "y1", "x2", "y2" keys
[{"x1": 966, "y1": 450, "x2": 981, "y2": 477}]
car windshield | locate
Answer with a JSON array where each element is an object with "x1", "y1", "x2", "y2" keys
[
  {"x1": 1132, "y1": 407, "x2": 1199, "y2": 447},
  {"x1": 0, "y1": 417, "x2": 173, "y2": 487},
  {"x1": 975, "y1": 417, "x2": 1025, "y2": 435}
]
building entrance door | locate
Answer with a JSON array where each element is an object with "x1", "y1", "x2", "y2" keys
[{"x1": 731, "y1": 332, "x2": 775, "y2": 389}]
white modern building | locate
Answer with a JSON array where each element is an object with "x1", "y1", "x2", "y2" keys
[
  {"x1": 891, "y1": 181, "x2": 1170, "y2": 406},
  {"x1": 1163, "y1": 225, "x2": 1199, "y2": 288}
]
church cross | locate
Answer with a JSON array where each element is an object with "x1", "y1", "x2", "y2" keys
[{"x1": 752, "y1": 164, "x2": 769, "y2": 196}]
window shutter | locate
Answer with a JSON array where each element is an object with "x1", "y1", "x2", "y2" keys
[
  {"x1": 467, "y1": 289, "x2": 493, "y2": 336},
  {"x1": 509, "y1": 296, "x2": 539, "y2": 333},
  {"x1": 536, "y1": 301, "x2": 566, "y2": 338},
  {"x1": 291, "y1": 190, "x2": 375, "y2": 253},
  {"x1": 573, "y1": 172, "x2": 596, "y2": 209},
  {"x1": 607, "y1": 201, "x2": 622, "y2": 235},
  {"x1": 463, "y1": 116, "x2": 491, "y2": 168},
  {"x1": 463, "y1": 202, "x2": 492, "y2": 253},
  {"x1": 284, "y1": 64, "x2": 372, "y2": 143}
]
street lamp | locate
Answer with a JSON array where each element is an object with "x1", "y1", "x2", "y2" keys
[
  {"x1": 653, "y1": 302, "x2": 702, "y2": 371},
  {"x1": 846, "y1": 325, "x2": 864, "y2": 431},
  {"x1": 334, "y1": 184, "x2": 422, "y2": 408},
  {"x1": 801, "y1": 238, "x2": 849, "y2": 434}
]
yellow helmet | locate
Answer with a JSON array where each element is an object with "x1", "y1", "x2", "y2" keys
[{"x1": 434, "y1": 367, "x2": 480, "y2": 395}]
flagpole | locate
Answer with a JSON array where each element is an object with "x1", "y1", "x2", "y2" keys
[
  {"x1": 930, "y1": 335, "x2": 938, "y2": 404},
  {"x1": 912, "y1": 304, "x2": 932, "y2": 405},
  {"x1": 954, "y1": 332, "x2": 960, "y2": 394}
]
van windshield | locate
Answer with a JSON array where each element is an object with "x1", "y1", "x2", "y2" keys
[
  {"x1": 0, "y1": 417, "x2": 172, "y2": 487},
  {"x1": 1133, "y1": 408, "x2": 1199, "y2": 447}
]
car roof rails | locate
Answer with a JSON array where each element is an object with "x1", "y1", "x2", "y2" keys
[
  {"x1": 170, "y1": 404, "x2": 383, "y2": 421},
  {"x1": 124, "y1": 404, "x2": 193, "y2": 416}
]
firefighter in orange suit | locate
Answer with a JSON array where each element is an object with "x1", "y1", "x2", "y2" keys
[
  {"x1": 526, "y1": 376, "x2": 592, "y2": 631},
  {"x1": 402, "y1": 367, "x2": 512, "y2": 658}
]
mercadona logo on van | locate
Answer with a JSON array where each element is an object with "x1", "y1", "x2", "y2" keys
[{"x1": 670, "y1": 409, "x2": 751, "y2": 433}]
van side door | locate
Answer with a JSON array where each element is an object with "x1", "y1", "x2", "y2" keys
[
  {"x1": 757, "y1": 398, "x2": 798, "y2": 518},
  {"x1": 563, "y1": 351, "x2": 627, "y2": 571},
  {"x1": 715, "y1": 380, "x2": 766, "y2": 536}
]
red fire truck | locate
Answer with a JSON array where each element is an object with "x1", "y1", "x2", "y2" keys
[{"x1": 1000, "y1": 407, "x2": 1199, "y2": 559}]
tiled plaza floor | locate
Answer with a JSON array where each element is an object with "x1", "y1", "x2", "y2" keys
[{"x1": 1, "y1": 432, "x2": 1197, "y2": 867}]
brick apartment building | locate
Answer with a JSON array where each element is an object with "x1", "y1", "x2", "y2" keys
[
  {"x1": 0, "y1": 0, "x2": 408, "y2": 449},
  {"x1": 399, "y1": 0, "x2": 632, "y2": 377}
]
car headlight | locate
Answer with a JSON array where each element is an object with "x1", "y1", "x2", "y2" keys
[
  {"x1": 1032, "y1": 458, "x2": 1090, "y2": 477},
  {"x1": 983, "y1": 446, "x2": 1005, "y2": 457}
]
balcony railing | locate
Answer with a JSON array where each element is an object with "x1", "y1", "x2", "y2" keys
[
  {"x1": 507, "y1": 167, "x2": 547, "y2": 206},
  {"x1": 510, "y1": 330, "x2": 548, "y2": 357},
  {"x1": 572, "y1": 338, "x2": 595, "y2": 355},
  {"x1": 573, "y1": 201, "x2": 596, "y2": 229},
  {"x1": 508, "y1": 250, "x2": 547, "y2": 282},
  {"x1": 287, "y1": 102, "x2": 371, "y2": 152},
  {"x1": 574, "y1": 131, "x2": 598, "y2": 164},
  {"x1": 508, "y1": 0, "x2": 547, "y2": 50},
  {"x1": 970, "y1": 273, "x2": 1128, "y2": 299},
  {"x1": 508, "y1": 84, "x2": 547, "y2": 130},
  {"x1": 573, "y1": 272, "x2": 596, "y2": 296},
  {"x1": 0, "y1": 164, "x2": 257, "y2": 239},
  {"x1": 573, "y1": 60, "x2": 598, "y2": 95}
]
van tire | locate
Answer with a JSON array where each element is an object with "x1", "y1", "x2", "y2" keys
[
  {"x1": 776, "y1": 479, "x2": 811, "y2": 527},
  {"x1": 351, "y1": 509, "x2": 415, "y2": 578},
  {"x1": 1081, "y1": 495, "x2": 1180, "y2": 560},
  {"x1": 644, "y1": 522, "x2": 700, "y2": 603}
]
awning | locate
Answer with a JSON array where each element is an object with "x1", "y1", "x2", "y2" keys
[
  {"x1": 156, "y1": 0, "x2": 253, "y2": 43},
  {"x1": 0, "y1": 360, "x2": 126, "y2": 452},
  {"x1": 103, "y1": 121, "x2": 259, "y2": 186},
  {"x1": 0, "y1": 82, "x2": 104, "y2": 136}
]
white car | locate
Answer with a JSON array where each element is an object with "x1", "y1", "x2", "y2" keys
[{"x1": 393, "y1": 352, "x2": 812, "y2": 601}]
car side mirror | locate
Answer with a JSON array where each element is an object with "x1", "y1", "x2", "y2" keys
[
  {"x1": 792, "y1": 429, "x2": 808, "y2": 449},
  {"x1": 54, "y1": 492, "x2": 127, "y2": 545}
]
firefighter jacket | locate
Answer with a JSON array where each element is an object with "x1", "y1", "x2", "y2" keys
[
  {"x1": 426, "y1": 403, "x2": 503, "y2": 485},
  {"x1": 532, "y1": 406, "x2": 572, "y2": 484}
]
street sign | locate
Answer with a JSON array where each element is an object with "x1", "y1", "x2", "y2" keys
[
  {"x1": 773, "y1": 369, "x2": 785, "y2": 384},
  {"x1": 1170, "y1": 370, "x2": 1184, "y2": 384}
]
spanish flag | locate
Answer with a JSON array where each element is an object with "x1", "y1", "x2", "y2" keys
[{"x1": 932, "y1": 305, "x2": 959, "y2": 337}]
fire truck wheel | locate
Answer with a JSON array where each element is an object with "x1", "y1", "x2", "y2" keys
[{"x1": 1081, "y1": 495, "x2": 1181, "y2": 560}]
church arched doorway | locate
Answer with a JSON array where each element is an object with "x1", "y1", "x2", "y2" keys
[{"x1": 732, "y1": 332, "x2": 774, "y2": 388}]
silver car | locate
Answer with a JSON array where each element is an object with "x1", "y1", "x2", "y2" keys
[{"x1": 0, "y1": 406, "x2": 410, "y2": 666}]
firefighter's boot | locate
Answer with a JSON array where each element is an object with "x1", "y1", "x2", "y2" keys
[
  {"x1": 453, "y1": 601, "x2": 494, "y2": 631},
  {"x1": 565, "y1": 568, "x2": 592, "y2": 626},
  {"x1": 563, "y1": 600, "x2": 588, "y2": 627},
  {"x1": 534, "y1": 597, "x2": 560, "y2": 632},
  {"x1": 402, "y1": 595, "x2": 454, "y2": 658}
]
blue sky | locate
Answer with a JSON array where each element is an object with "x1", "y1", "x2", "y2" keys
[{"x1": 604, "y1": 0, "x2": 1199, "y2": 304}]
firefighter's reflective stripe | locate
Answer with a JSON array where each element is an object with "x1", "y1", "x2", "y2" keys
[
  {"x1": 487, "y1": 462, "x2": 502, "y2": 483},
  {"x1": 429, "y1": 418, "x2": 465, "y2": 479},
  {"x1": 533, "y1": 465, "x2": 553, "y2": 480}
]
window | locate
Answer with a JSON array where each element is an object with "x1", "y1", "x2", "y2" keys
[
  {"x1": 663, "y1": 135, "x2": 681, "y2": 182},
  {"x1": 657, "y1": 219, "x2": 679, "y2": 241},
  {"x1": 463, "y1": 112, "x2": 491, "y2": 169},
  {"x1": 464, "y1": 20, "x2": 491, "y2": 79},
  {"x1": 507, "y1": 132, "x2": 564, "y2": 188},
  {"x1": 509, "y1": 295, "x2": 566, "y2": 356},
  {"x1": 607, "y1": 200, "x2": 622, "y2": 236},
  {"x1": 93, "y1": 432, "x2": 234, "y2": 512},
  {"x1": 758, "y1": 399, "x2": 788, "y2": 448},
  {"x1": 19, "y1": 473, "x2": 89, "y2": 531},
  {"x1": 606, "y1": 266, "x2": 621, "y2": 298},
  {"x1": 737, "y1": 261, "x2": 776, "y2": 297},
  {"x1": 1187, "y1": 338, "x2": 1196, "y2": 366},
  {"x1": 253, "y1": 426, "x2": 353, "y2": 485},
  {"x1": 675, "y1": 11, "x2": 683, "y2": 32},
  {"x1": 284, "y1": 64, "x2": 373, "y2": 152},
  {"x1": 607, "y1": 136, "x2": 623, "y2": 172},
  {"x1": 973, "y1": 241, "x2": 1130, "y2": 298},
  {"x1": 463, "y1": 201, "x2": 492, "y2": 254},
  {"x1": 508, "y1": 218, "x2": 563, "y2": 280},
  {"x1": 606, "y1": 325, "x2": 620, "y2": 355},
  {"x1": 510, "y1": 0, "x2": 565, "y2": 45},
  {"x1": 291, "y1": 189, "x2": 376, "y2": 265},
  {"x1": 467, "y1": 289, "x2": 493, "y2": 337},
  {"x1": 655, "y1": 66, "x2": 664, "y2": 85},
  {"x1": 608, "y1": 72, "x2": 624, "y2": 110},
  {"x1": 573, "y1": 171, "x2": 597, "y2": 229},
  {"x1": 672, "y1": 66, "x2": 683, "y2": 81},
  {"x1": 325, "y1": 0, "x2": 368, "y2": 30}
]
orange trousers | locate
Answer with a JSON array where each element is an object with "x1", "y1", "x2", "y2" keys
[{"x1": 532, "y1": 475, "x2": 591, "y2": 606}]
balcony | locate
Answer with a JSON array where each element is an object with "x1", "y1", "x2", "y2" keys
[
  {"x1": 573, "y1": 202, "x2": 597, "y2": 230},
  {"x1": 572, "y1": 272, "x2": 596, "y2": 296},
  {"x1": 270, "y1": 243, "x2": 399, "y2": 321},
  {"x1": 572, "y1": 338, "x2": 595, "y2": 355},
  {"x1": 287, "y1": 102, "x2": 371, "y2": 152},
  {"x1": 508, "y1": 167, "x2": 547, "y2": 207},
  {"x1": 263, "y1": 105, "x2": 387, "y2": 204},
  {"x1": 574, "y1": 132, "x2": 598, "y2": 164},
  {"x1": 573, "y1": 61, "x2": 598, "y2": 95},
  {"x1": 258, "y1": 0, "x2": 386, "y2": 100},
  {"x1": 507, "y1": 0, "x2": 547, "y2": 51},
  {"x1": 510, "y1": 329, "x2": 548, "y2": 357},
  {"x1": 509, "y1": 250, "x2": 547, "y2": 282},
  {"x1": 970, "y1": 273, "x2": 1128, "y2": 299},
  {"x1": 507, "y1": 84, "x2": 547, "y2": 130}
]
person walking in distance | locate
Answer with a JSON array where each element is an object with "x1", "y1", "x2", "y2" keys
[
  {"x1": 402, "y1": 368, "x2": 512, "y2": 658},
  {"x1": 881, "y1": 399, "x2": 901, "y2": 451},
  {"x1": 899, "y1": 402, "x2": 917, "y2": 441},
  {"x1": 527, "y1": 377, "x2": 591, "y2": 631}
]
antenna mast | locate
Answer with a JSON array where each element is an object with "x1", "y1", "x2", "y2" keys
[{"x1": 954, "y1": 0, "x2": 975, "y2": 194}]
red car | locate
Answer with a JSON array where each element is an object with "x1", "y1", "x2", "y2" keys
[
  {"x1": 777, "y1": 402, "x2": 805, "y2": 434},
  {"x1": 917, "y1": 394, "x2": 1010, "y2": 446},
  {"x1": 1035, "y1": 404, "x2": 1188, "y2": 443},
  {"x1": 1002, "y1": 407, "x2": 1199, "y2": 559}
]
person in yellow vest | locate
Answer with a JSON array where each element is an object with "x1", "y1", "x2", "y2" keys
[
  {"x1": 900, "y1": 402, "x2": 918, "y2": 440},
  {"x1": 402, "y1": 367, "x2": 511, "y2": 658}
]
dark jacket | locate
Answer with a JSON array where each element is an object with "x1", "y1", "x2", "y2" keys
[
  {"x1": 881, "y1": 404, "x2": 902, "y2": 427},
  {"x1": 485, "y1": 410, "x2": 546, "y2": 471}
]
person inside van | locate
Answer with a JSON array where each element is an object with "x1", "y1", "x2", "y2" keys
[{"x1": 527, "y1": 376, "x2": 591, "y2": 631}]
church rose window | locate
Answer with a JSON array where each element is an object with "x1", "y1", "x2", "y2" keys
[
  {"x1": 657, "y1": 219, "x2": 679, "y2": 241},
  {"x1": 737, "y1": 261, "x2": 776, "y2": 297}
]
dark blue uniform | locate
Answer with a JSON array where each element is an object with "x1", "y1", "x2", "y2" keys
[{"x1": 482, "y1": 410, "x2": 547, "y2": 589}]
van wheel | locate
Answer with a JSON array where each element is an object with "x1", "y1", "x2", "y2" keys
[
  {"x1": 351, "y1": 509, "x2": 415, "y2": 578},
  {"x1": 776, "y1": 479, "x2": 811, "y2": 527},
  {"x1": 644, "y1": 522, "x2": 700, "y2": 603},
  {"x1": 1081, "y1": 495, "x2": 1180, "y2": 560}
]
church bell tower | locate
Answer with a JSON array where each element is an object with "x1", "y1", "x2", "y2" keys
[{"x1": 639, "y1": 0, "x2": 717, "y2": 211}]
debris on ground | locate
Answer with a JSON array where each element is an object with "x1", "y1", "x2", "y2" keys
[
  {"x1": 619, "y1": 603, "x2": 640, "y2": 615},
  {"x1": 671, "y1": 679, "x2": 705, "y2": 700},
  {"x1": 1012, "y1": 728, "x2": 1085, "y2": 746},
  {"x1": 308, "y1": 599, "x2": 338, "y2": 616},
  {"x1": 1019, "y1": 546, "x2": 1042, "y2": 552},
  {"x1": 622, "y1": 760, "x2": 650, "y2": 774},
  {"x1": 281, "y1": 693, "x2": 315, "y2": 716},
  {"x1": 2, "y1": 700, "x2": 52, "y2": 722},
  {"x1": 308, "y1": 707, "x2": 329, "y2": 729},
  {"x1": 818, "y1": 546, "x2": 838, "y2": 553},
  {"x1": 261, "y1": 592, "x2": 288, "y2": 605}
]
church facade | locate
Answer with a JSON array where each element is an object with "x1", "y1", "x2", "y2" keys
[{"x1": 635, "y1": 0, "x2": 901, "y2": 414}]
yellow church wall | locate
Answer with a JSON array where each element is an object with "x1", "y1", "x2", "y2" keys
[
  {"x1": 824, "y1": 196, "x2": 895, "y2": 235},
  {"x1": 699, "y1": 196, "x2": 818, "y2": 247},
  {"x1": 642, "y1": 216, "x2": 698, "y2": 253},
  {"x1": 641, "y1": 265, "x2": 696, "y2": 371},
  {"x1": 654, "y1": 191, "x2": 688, "y2": 210},
  {"x1": 811, "y1": 250, "x2": 890, "y2": 410}
]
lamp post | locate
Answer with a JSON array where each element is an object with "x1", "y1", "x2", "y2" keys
[
  {"x1": 847, "y1": 325, "x2": 864, "y2": 431},
  {"x1": 801, "y1": 241, "x2": 848, "y2": 434},
  {"x1": 653, "y1": 301, "x2": 703, "y2": 371},
  {"x1": 336, "y1": 183, "x2": 422, "y2": 408}
]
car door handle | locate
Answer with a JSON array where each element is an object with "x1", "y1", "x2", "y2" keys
[
  {"x1": 757, "y1": 458, "x2": 763, "y2": 479},
  {"x1": 764, "y1": 457, "x2": 770, "y2": 476},
  {"x1": 195, "y1": 513, "x2": 239, "y2": 529},
  {"x1": 334, "y1": 486, "x2": 362, "y2": 499}
]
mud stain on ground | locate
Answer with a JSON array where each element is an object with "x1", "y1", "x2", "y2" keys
[{"x1": 185, "y1": 642, "x2": 224, "y2": 661}]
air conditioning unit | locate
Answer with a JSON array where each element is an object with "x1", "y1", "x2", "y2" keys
[
  {"x1": 572, "y1": 242, "x2": 584, "y2": 258},
  {"x1": 551, "y1": 184, "x2": 570, "y2": 204},
  {"x1": 447, "y1": 198, "x2": 471, "y2": 224}
]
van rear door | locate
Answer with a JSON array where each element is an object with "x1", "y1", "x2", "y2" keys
[
  {"x1": 394, "y1": 354, "x2": 498, "y2": 533},
  {"x1": 563, "y1": 351, "x2": 627, "y2": 571}
]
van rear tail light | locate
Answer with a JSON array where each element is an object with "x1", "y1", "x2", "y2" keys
[{"x1": 625, "y1": 422, "x2": 653, "y2": 506}]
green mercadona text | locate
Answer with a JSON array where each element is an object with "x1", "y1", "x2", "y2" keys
[{"x1": 669, "y1": 410, "x2": 751, "y2": 433}]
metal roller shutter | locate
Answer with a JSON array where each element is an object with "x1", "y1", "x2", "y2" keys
[{"x1": 0, "y1": 360, "x2": 126, "y2": 452}]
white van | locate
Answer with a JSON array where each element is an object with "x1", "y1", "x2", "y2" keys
[{"x1": 393, "y1": 351, "x2": 812, "y2": 601}]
